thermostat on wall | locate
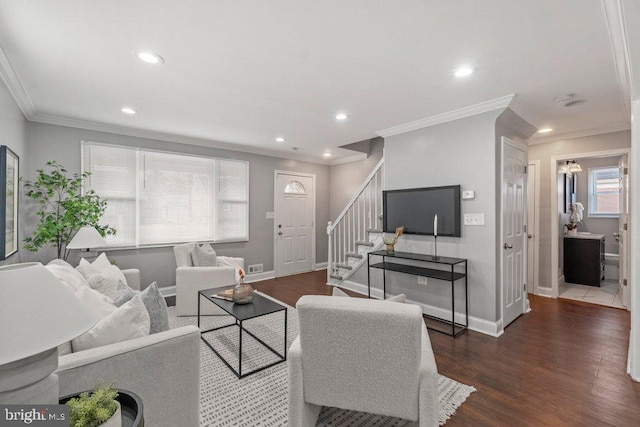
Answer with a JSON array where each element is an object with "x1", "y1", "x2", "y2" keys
[{"x1": 462, "y1": 190, "x2": 475, "y2": 200}]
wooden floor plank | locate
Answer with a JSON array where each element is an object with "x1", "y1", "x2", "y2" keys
[{"x1": 249, "y1": 270, "x2": 640, "y2": 426}]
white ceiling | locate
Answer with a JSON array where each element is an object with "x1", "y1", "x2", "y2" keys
[{"x1": 0, "y1": 0, "x2": 631, "y2": 163}]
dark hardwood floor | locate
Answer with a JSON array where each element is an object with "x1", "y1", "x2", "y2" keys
[{"x1": 252, "y1": 270, "x2": 640, "y2": 426}]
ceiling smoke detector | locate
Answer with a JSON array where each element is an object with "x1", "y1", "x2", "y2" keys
[
  {"x1": 554, "y1": 93, "x2": 587, "y2": 107},
  {"x1": 564, "y1": 99, "x2": 587, "y2": 107},
  {"x1": 290, "y1": 147, "x2": 299, "y2": 151}
]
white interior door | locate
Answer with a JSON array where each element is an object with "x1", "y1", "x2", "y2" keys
[
  {"x1": 275, "y1": 173, "x2": 314, "y2": 277},
  {"x1": 502, "y1": 139, "x2": 526, "y2": 327},
  {"x1": 527, "y1": 162, "x2": 538, "y2": 295},
  {"x1": 619, "y1": 155, "x2": 630, "y2": 309}
]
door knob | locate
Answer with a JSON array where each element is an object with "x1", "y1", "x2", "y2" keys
[
  {"x1": 504, "y1": 243, "x2": 513, "y2": 249},
  {"x1": 278, "y1": 231, "x2": 283, "y2": 236},
  {"x1": 527, "y1": 234, "x2": 533, "y2": 239}
]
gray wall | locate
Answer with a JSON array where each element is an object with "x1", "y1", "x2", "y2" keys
[
  {"x1": 573, "y1": 156, "x2": 622, "y2": 254},
  {"x1": 528, "y1": 130, "x2": 631, "y2": 289},
  {"x1": 0, "y1": 78, "x2": 27, "y2": 266},
  {"x1": 329, "y1": 138, "x2": 384, "y2": 222},
  {"x1": 376, "y1": 110, "x2": 502, "y2": 323},
  {"x1": 25, "y1": 122, "x2": 330, "y2": 288}
]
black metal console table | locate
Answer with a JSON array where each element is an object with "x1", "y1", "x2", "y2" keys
[{"x1": 367, "y1": 250, "x2": 468, "y2": 337}]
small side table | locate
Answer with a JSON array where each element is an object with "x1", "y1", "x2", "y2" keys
[{"x1": 60, "y1": 389, "x2": 144, "y2": 427}]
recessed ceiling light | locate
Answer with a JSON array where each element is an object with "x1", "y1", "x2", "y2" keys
[
  {"x1": 538, "y1": 128, "x2": 553, "y2": 133},
  {"x1": 335, "y1": 113, "x2": 348, "y2": 121},
  {"x1": 454, "y1": 67, "x2": 475, "y2": 77},
  {"x1": 137, "y1": 51, "x2": 164, "y2": 65},
  {"x1": 121, "y1": 107, "x2": 137, "y2": 115},
  {"x1": 275, "y1": 137, "x2": 286, "y2": 143},
  {"x1": 323, "y1": 152, "x2": 332, "y2": 157}
]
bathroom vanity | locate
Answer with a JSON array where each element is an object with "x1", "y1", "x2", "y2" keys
[{"x1": 563, "y1": 233, "x2": 605, "y2": 286}]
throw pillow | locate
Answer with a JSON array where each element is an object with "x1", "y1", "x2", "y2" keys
[
  {"x1": 74, "y1": 286, "x2": 117, "y2": 318},
  {"x1": 77, "y1": 255, "x2": 128, "y2": 286},
  {"x1": 46, "y1": 263, "x2": 90, "y2": 292},
  {"x1": 112, "y1": 281, "x2": 136, "y2": 307},
  {"x1": 71, "y1": 295, "x2": 150, "y2": 352},
  {"x1": 87, "y1": 266, "x2": 127, "y2": 300},
  {"x1": 193, "y1": 243, "x2": 217, "y2": 267},
  {"x1": 139, "y1": 282, "x2": 170, "y2": 334}
]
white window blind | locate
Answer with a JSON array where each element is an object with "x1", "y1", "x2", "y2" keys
[
  {"x1": 82, "y1": 142, "x2": 249, "y2": 246},
  {"x1": 588, "y1": 167, "x2": 619, "y2": 217}
]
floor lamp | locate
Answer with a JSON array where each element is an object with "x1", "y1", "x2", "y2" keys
[{"x1": 0, "y1": 263, "x2": 98, "y2": 404}]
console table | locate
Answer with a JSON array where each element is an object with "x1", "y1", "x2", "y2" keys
[{"x1": 367, "y1": 250, "x2": 468, "y2": 337}]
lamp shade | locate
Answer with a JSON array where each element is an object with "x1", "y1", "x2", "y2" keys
[
  {"x1": 66, "y1": 226, "x2": 107, "y2": 250},
  {"x1": 0, "y1": 263, "x2": 99, "y2": 365}
]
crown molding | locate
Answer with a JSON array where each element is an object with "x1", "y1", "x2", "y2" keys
[
  {"x1": 375, "y1": 94, "x2": 516, "y2": 138},
  {"x1": 328, "y1": 152, "x2": 368, "y2": 166},
  {"x1": 528, "y1": 122, "x2": 631, "y2": 145},
  {"x1": 0, "y1": 43, "x2": 35, "y2": 118},
  {"x1": 30, "y1": 112, "x2": 337, "y2": 165},
  {"x1": 602, "y1": 0, "x2": 632, "y2": 117}
]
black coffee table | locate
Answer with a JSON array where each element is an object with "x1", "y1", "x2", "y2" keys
[{"x1": 197, "y1": 289, "x2": 287, "y2": 378}]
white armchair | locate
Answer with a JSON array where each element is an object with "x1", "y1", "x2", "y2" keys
[
  {"x1": 173, "y1": 242, "x2": 244, "y2": 316},
  {"x1": 288, "y1": 295, "x2": 439, "y2": 427}
]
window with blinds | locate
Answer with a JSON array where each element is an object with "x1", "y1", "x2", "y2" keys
[
  {"x1": 588, "y1": 166, "x2": 619, "y2": 217},
  {"x1": 82, "y1": 142, "x2": 249, "y2": 246}
]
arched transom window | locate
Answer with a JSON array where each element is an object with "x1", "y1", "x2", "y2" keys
[{"x1": 284, "y1": 180, "x2": 306, "y2": 194}]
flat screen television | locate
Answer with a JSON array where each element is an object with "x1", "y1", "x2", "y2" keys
[{"x1": 383, "y1": 185, "x2": 461, "y2": 237}]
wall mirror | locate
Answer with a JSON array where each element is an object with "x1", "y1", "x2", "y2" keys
[{"x1": 1, "y1": 145, "x2": 19, "y2": 260}]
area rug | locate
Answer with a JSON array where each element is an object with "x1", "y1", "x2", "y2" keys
[{"x1": 167, "y1": 294, "x2": 475, "y2": 426}]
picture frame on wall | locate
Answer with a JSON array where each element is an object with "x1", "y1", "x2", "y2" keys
[{"x1": 1, "y1": 145, "x2": 19, "y2": 260}]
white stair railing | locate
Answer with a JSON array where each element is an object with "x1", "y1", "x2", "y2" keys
[{"x1": 327, "y1": 158, "x2": 384, "y2": 285}]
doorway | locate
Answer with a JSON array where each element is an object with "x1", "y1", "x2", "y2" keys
[
  {"x1": 274, "y1": 171, "x2": 316, "y2": 277},
  {"x1": 527, "y1": 160, "x2": 540, "y2": 295}
]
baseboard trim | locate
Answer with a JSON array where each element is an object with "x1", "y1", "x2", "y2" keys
[
  {"x1": 313, "y1": 262, "x2": 328, "y2": 271},
  {"x1": 245, "y1": 270, "x2": 276, "y2": 283},
  {"x1": 536, "y1": 287, "x2": 554, "y2": 298},
  {"x1": 339, "y1": 280, "x2": 503, "y2": 337}
]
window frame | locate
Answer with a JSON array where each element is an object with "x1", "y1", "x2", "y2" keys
[
  {"x1": 81, "y1": 141, "x2": 249, "y2": 249},
  {"x1": 587, "y1": 166, "x2": 620, "y2": 219}
]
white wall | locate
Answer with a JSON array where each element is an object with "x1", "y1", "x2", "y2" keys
[
  {"x1": 24, "y1": 122, "x2": 331, "y2": 288},
  {"x1": 0, "y1": 78, "x2": 27, "y2": 266},
  {"x1": 527, "y1": 130, "x2": 631, "y2": 289}
]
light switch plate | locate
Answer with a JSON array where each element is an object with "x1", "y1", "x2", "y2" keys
[
  {"x1": 464, "y1": 213, "x2": 485, "y2": 225},
  {"x1": 266, "y1": 212, "x2": 274, "y2": 219},
  {"x1": 462, "y1": 190, "x2": 475, "y2": 200}
]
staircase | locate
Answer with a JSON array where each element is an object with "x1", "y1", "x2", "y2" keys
[{"x1": 327, "y1": 158, "x2": 384, "y2": 286}]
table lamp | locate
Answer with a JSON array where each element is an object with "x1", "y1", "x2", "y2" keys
[
  {"x1": 66, "y1": 226, "x2": 107, "y2": 259},
  {"x1": 0, "y1": 263, "x2": 98, "y2": 404}
]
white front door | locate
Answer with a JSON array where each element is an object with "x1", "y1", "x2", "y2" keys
[
  {"x1": 502, "y1": 138, "x2": 526, "y2": 327},
  {"x1": 275, "y1": 172, "x2": 314, "y2": 277},
  {"x1": 526, "y1": 162, "x2": 538, "y2": 295},
  {"x1": 619, "y1": 155, "x2": 630, "y2": 309}
]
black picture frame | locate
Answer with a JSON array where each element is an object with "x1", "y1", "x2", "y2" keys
[
  {"x1": 0, "y1": 145, "x2": 19, "y2": 260},
  {"x1": 564, "y1": 173, "x2": 575, "y2": 213}
]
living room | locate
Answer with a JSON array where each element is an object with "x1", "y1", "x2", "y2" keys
[{"x1": 1, "y1": 1, "x2": 640, "y2": 426}]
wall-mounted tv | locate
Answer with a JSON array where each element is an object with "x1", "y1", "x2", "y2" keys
[{"x1": 383, "y1": 185, "x2": 461, "y2": 237}]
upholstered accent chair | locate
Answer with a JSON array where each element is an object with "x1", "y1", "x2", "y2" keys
[
  {"x1": 288, "y1": 295, "x2": 439, "y2": 427},
  {"x1": 173, "y1": 242, "x2": 244, "y2": 316}
]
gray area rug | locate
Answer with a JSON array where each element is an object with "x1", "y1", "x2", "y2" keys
[{"x1": 167, "y1": 294, "x2": 475, "y2": 426}]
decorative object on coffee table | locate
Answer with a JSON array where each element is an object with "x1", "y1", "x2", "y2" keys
[
  {"x1": 65, "y1": 383, "x2": 121, "y2": 427},
  {"x1": 61, "y1": 388, "x2": 144, "y2": 427},
  {"x1": 232, "y1": 268, "x2": 254, "y2": 304},
  {"x1": 383, "y1": 226, "x2": 404, "y2": 252}
]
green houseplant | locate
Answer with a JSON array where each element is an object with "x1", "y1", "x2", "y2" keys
[
  {"x1": 66, "y1": 383, "x2": 121, "y2": 427},
  {"x1": 23, "y1": 161, "x2": 115, "y2": 260}
]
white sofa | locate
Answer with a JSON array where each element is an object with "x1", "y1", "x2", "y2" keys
[
  {"x1": 174, "y1": 242, "x2": 244, "y2": 316},
  {"x1": 55, "y1": 269, "x2": 201, "y2": 427},
  {"x1": 288, "y1": 295, "x2": 439, "y2": 427}
]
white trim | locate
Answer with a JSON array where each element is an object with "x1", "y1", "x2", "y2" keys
[
  {"x1": 328, "y1": 153, "x2": 368, "y2": 166},
  {"x1": 33, "y1": 112, "x2": 335, "y2": 166},
  {"x1": 602, "y1": 0, "x2": 632, "y2": 116},
  {"x1": 273, "y1": 170, "x2": 317, "y2": 278},
  {"x1": 528, "y1": 160, "x2": 541, "y2": 296},
  {"x1": 528, "y1": 123, "x2": 631, "y2": 145},
  {"x1": 339, "y1": 280, "x2": 503, "y2": 337},
  {"x1": 0, "y1": 43, "x2": 35, "y2": 118},
  {"x1": 245, "y1": 270, "x2": 276, "y2": 283},
  {"x1": 549, "y1": 147, "x2": 631, "y2": 300},
  {"x1": 375, "y1": 94, "x2": 516, "y2": 138},
  {"x1": 313, "y1": 262, "x2": 328, "y2": 271}
]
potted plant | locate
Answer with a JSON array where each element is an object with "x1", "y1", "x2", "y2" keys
[
  {"x1": 23, "y1": 161, "x2": 116, "y2": 260},
  {"x1": 66, "y1": 383, "x2": 121, "y2": 427},
  {"x1": 565, "y1": 223, "x2": 578, "y2": 236}
]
